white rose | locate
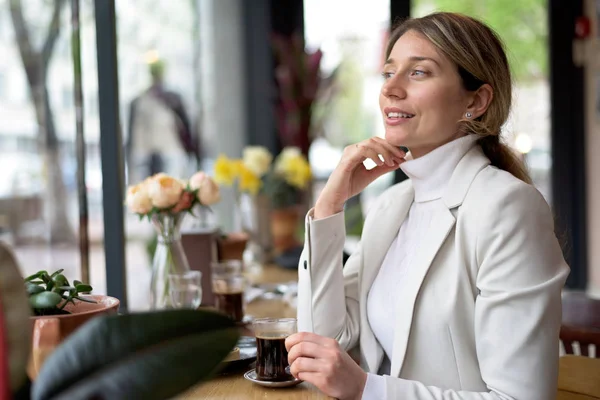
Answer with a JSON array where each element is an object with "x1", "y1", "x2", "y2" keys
[
  {"x1": 243, "y1": 146, "x2": 273, "y2": 177},
  {"x1": 146, "y1": 174, "x2": 184, "y2": 209},
  {"x1": 125, "y1": 183, "x2": 153, "y2": 214},
  {"x1": 198, "y1": 176, "x2": 221, "y2": 206},
  {"x1": 189, "y1": 171, "x2": 208, "y2": 191}
]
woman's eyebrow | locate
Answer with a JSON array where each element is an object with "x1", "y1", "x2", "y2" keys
[{"x1": 385, "y1": 56, "x2": 440, "y2": 67}]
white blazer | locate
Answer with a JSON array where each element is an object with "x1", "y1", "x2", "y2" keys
[{"x1": 297, "y1": 146, "x2": 570, "y2": 399}]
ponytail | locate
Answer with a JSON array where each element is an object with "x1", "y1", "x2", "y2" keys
[{"x1": 477, "y1": 135, "x2": 532, "y2": 184}]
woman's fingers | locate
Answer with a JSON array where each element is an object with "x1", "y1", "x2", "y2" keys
[
  {"x1": 372, "y1": 136, "x2": 406, "y2": 159},
  {"x1": 314, "y1": 137, "x2": 405, "y2": 219},
  {"x1": 356, "y1": 144, "x2": 386, "y2": 166},
  {"x1": 288, "y1": 341, "x2": 325, "y2": 365},
  {"x1": 285, "y1": 332, "x2": 338, "y2": 351},
  {"x1": 289, "y1": 356, "x2": 322, "y2": 377},
  {"x1": 353, "y1": 138, "x2": 405, "y2": 167},
  {"x1": 295, "y1": 371, "x2": 325, "y2": 387}
]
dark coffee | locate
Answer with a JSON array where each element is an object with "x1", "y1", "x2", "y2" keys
[
  {"x1": 214, "y1": 290, "x2": 244, "y2": 322},
  {"x1": 255, "y1": 333, "x2": 292, "y2": 381}
]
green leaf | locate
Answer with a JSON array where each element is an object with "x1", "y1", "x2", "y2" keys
[
  {"x1": 53, "y1": 274, "x2": 68, "y2": 287},
  {"x1": 57, "y1": 286, "x2": 75, "y2": 291},
  {"x1": 73, "y1": 280, "x2": 82, "y2": 287},
  {"x1": 29, "y1": 291, "x2": 63, "y2": 309},
  {"x1": 32, "y1": 309, "x2": 239, "y2": 400},
  {"x1": 29, "y1": 280, "x2": 45, "y2": 285},
  {"x1": 59, "y1": 296, "x2": 73, "y2": 310},
  {"x1": 75, "y1": 284, "x2": 92, "y2": 293},
  {"x1": 25, "y1": 282, "x2": 46, "y2": 295},
  {"x1": 24, "y1": 271, "x2": 43, "y2": 282},
  {"x1": 40, "y1": 272, "x2": 51, "y2": 283},
  {"x1": 49, "y1": 269, "x2": 65, "y2": 279}
]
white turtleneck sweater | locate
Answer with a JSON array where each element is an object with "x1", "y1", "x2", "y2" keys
[{"x1": 362, "y1": 134, "x2": 480, "y2": 399}]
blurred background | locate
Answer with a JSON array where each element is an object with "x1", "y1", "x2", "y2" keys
[{"x1": 0, "y1": 0, "x2": 596, "y2": 311}]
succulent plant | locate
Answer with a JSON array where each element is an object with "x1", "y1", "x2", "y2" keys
[{"x1": 24, "y1": 269, "x2": 95, "y2": 316}]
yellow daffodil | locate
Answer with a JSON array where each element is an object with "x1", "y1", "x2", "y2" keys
[
  {"x1": 213, "y1": 154, "x2": 238, "y2": 186},
  {"x1": 273, "y1": 147, "x2": 312, "y2": 190},
  {"x1": 238, "y1": 164, "x2": 262, "y2": 195},
  {"x1": 284, "y1": 156, "x2": 312, "y2": 189}
]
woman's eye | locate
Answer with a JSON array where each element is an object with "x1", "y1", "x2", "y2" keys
[
  {"x1": 411, "y1": 70, "x2": 427, "y2": 76},
  {"x1": 381, "y1": 71, "x2": 394, "y2": 80}
]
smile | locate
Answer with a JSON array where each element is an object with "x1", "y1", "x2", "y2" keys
[{"x1": 387, "y1": 112, "x2": 414, "y2": 119}]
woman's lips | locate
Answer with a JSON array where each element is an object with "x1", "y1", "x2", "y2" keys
[{"x1": 384, "y1": 115, "x2": 414, "y2": 126}]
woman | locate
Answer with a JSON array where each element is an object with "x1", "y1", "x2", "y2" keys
[{"x1": 285, "y1": 12, "x2": 569, "y2": 400}]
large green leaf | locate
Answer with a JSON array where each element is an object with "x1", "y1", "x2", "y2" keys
[
  {"x1": 32, "y1": 309, "x2": 239, "y2": 400},
  {"x1": 0, "y1": 243, "x2": 32, "y2": 396}
]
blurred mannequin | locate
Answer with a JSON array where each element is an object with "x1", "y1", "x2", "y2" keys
[{"x1": 126, "y1": 60, "x2": 199, "y2": 184}]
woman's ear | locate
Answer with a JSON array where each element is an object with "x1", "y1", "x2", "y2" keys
[{"x1": 466, "y1": 84, "x2": 494, "y2": 118}]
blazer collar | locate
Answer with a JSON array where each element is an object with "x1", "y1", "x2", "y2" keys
[{"x1": 442, "y1": 145, "x2": 491, "y2": 209}]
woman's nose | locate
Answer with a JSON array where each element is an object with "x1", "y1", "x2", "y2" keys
[{"x1": 382, "y1": 77, "x2": 407, "y2": 99}]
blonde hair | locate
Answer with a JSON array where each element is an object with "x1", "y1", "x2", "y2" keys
[{"x1": 387, "y1": 12, "x2": 532, "y2": 184}]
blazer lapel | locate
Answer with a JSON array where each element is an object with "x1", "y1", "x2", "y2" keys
[
  {"x1": 360, "y1": 185, "x2": 414, "y2": 373},
  {"x1": 389, "y1": 205, "x2": 456, "y2": 377}
]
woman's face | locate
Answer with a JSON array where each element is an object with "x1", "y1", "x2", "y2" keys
[{"x1": 379, "y1": 30, "x2": 473, "y2": 158}]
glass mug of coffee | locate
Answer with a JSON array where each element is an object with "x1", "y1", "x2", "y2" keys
[
  {"x1": 211, "y1": 261, "x2": 245, "y2": 322},
  {"x1": 252, "y1": 318, "x2": 297, "y2": 382}
]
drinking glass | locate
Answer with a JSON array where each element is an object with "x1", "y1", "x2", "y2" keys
[
  {"x1": 211, "y1": 261, "x2": 246, "y2": 322},
  {"x1": 251, "y1": 318, "x2": 297, "y2": 381},
  {"x1": 211, "y1": 260, "x2": 243, "y2": 276},
  {"x1": 168, "y1": 270, "x2": 202, "y2": 309}
]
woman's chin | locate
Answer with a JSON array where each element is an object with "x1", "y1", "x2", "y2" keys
[{"x1": 384, "y1": 131, "x2": 409, "y2": 147}]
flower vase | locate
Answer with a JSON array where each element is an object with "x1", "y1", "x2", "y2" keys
[
  {"x1": 150, "y1": 213, "x2": 191, "y2": 309},
  {"x1": 238, "y1": 193, "x2": 273, "y2": 265}
]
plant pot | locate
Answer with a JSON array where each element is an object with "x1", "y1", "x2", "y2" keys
[
  {"x1": 270, "y1": 207, "x2": 301, "y2": 255},
  {"x1": 28, "y1": 295, "x2": 120, "y2": 379},
  {"x1": 217, "y1": 232, "x2": 248, "y2": 261}
]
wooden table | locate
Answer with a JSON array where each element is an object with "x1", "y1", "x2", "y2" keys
[{"x1": 179, "y1": 264, "x2": 332, "y2": 399}]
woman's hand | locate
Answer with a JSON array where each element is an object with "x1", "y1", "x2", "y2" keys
[
  {"x1": 286, "y1": 332, "x2": 367, "y2": 400},
  {"x1": 315, "y1": 137, "x2": 405, "y2": 219}
]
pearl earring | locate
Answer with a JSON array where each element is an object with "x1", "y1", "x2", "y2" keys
[{"x1": 466, "y1": 112, "x2": 473, "y2": 118}]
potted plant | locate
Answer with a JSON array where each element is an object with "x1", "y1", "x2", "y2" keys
[
  {"x1": 213, "y1": 149, "x2": 267, "y2": 262},
  {"x1": 24, "y1": 269, "x2": 120, "y2": 379},
  {"x1": 214, "y1": 146, "x2": 312, "y2": 257}
]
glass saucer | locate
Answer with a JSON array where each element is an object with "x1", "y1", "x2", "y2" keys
[{"x1": 243, "y1": 368, "x2": 302, "y2": 388}]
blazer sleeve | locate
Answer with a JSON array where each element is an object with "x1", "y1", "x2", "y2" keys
[
  {"x1": 297, "y1": 208, "x2": 362, "y2": 351},
  {"x1": 376, "y1": 183, "x2": 569, "y2": 400}
]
